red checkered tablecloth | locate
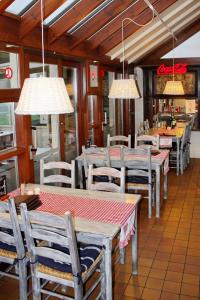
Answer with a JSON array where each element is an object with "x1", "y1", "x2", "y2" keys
[{"x1": 9, "y1": 190, "x2": 136, "y2": 248}]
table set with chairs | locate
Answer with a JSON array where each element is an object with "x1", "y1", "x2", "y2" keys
[{"x1": 1, "y1": 128, "x2": 192, "y2": 300}]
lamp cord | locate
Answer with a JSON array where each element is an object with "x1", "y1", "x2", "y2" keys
[
  {"x1": 41, "y1": 0, "x2": 45, "y2": 77},
  {"x1": 121, "y1": 2, "x2": 154, "y2": 79}
]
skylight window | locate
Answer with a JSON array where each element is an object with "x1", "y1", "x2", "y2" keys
[
  {"x1": 6, "y1": 0, "x2": 37, "y2": 16},
  {"x1": 68, "y1": 0, "x2": 113, "y2": 34},
  {"x1": 43, "y1": 0, "x2": 80, "y2": 26}
]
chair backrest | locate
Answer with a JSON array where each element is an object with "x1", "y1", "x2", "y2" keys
[
  {"x1": 122, "y1": 147, "x2": 152, "y2": 185},
  {"x1": 144, "y1": 119, "x2": 150, "y2": 131},
  {"x1": 82, "y1": 146, "x2": 110, "y2": 178},
  {"x1": 0, "y1": 198, "x2": 25, "y2": 260},
  {"x1": 181, "y1": 123, "x2": 191, "y2": 149},
  {"x1": 107, "y1": 134, "x2": 131, "y2": 148},
  {"x1": 20, "y1": 204, "x2": 81, "y2": 278},
  {"x1": 0, "y1": 175, "x2": 7, "y2": 197},
  {"x1": 40, "y1": 160, "x2": 75, "y2": 188},
  {"x1": 87, "y1": 165, "x2": 125, "y2": 193},
  {"x1": 135, "y1": 133, "x2": 159, "y2": 150}
]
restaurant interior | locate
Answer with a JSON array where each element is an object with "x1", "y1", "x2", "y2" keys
[{"x1": 0, "y1": 0, "x2": 200, "y2": 299}]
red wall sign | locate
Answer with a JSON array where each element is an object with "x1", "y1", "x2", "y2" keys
[
  {"x1": 157, "y1": 63, "x2": 187, "y2": 75},
  {"x1": 4, "y1": 67, "x2": 13, "y2": 79}
]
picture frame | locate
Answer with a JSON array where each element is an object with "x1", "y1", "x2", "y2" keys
[
  {"x1": 154, "y1": 72, "x2": 196, "y2": 95},
  {"x1": 89, "y1": 64, "x2": 98, "y2": 88}
]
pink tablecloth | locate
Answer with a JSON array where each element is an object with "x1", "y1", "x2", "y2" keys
[{"x1": 9, "y1": 190, "x2": 136, "y2": 248}]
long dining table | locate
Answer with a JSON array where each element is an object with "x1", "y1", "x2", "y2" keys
[
  {"x1": 147, "y1": 127, "x2": 184, "y2": 175},
  {"x1": 9, "y1": 183, "x2": 141, "y2": 300},
  {"x1": 76, "y1": 147, "x2": 169, "y2": 218}
]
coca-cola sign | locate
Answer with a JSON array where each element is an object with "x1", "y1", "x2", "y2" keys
[{"x1": 157, "y1": 63, "x2": 187, "y2": 75}]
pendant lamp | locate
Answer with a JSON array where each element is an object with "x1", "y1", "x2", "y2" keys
[{"x1": 15, "y1": 0, "x2": 73, "y2": 115}]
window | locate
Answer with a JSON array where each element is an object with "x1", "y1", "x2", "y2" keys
[{"x1": 0, "y1": 51, "x2": 20, "y2": 89}]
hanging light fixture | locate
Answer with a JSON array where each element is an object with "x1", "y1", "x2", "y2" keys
[
  {"x1": 163, "y1": 35, "x2": 184, "y2": 95},
  {"x1": 108, "y1": 1, "x2": 156, "y2": 100},
  {"x1": 15, "y1": 0, "x2": 74, "y2": 115}
]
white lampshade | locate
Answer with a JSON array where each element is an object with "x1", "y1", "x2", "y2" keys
[
  {"x1": 163, "y1": 80, "x2": 184, "y2": 95},
  {"x1": 108, "y1": 79, "x2": 140, "y2": 99},
  {"x1": 15, "y1": 77, "x2": 74, "y2": 115}
]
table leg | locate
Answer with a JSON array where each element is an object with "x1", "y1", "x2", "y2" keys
[
  {"x1": 77, "y1": 161, "x2": 83, "y2": 189},
  {"x1": 132, "y1": 207, "x2": 138, "y2": 274},
  {"x1": 176, "y1": 138, "x2": 180, "y2": 176},
  {"x1": 104, "y1": 238, "x2": 113, "y2": 300},
  {"x1": 164, "y1": 173, "x2": 168, "y2": 200},
  {"x1": 156, "y1": 166, "x2": 160, "y2": 218}
]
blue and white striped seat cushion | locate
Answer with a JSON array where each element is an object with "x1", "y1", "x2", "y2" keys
[{"x1": 37, "y1": 243, "x2": 102, "y2": 274}]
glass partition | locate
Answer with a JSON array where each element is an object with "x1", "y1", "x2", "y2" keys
[
  {"x1": 0, "y1": 102, "x2": 16, "y2": 151},
  {"x1": 0, "y1": 157, "x2": 18, "y2": 192},
  {"x1": 62, "y1": 66, "x2": 79, "y2": 161}
]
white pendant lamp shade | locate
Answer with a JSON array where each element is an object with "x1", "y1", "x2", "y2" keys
[
  {"x1": 108, "y1": 79, "x2": 140, "y2": 99},
  {"x1": 15, "y1": 77, "x2": 74, "y2": 115},
  {"x1": 163, "y1": 80, "x2": 184, "y2": 95}
]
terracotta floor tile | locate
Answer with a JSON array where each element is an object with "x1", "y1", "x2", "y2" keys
[
  {"x1": 149, "y1": 268, "x2": 166, "y2": 280},
  {"x1": 152, "y1": 259, "x2": 169, "y2": 270},
  {"x1": 179, "y1": 295, "x2": 199, "y2": 300},
  {"x1": 138, "y1": 257, "x2": 153, "y2": 268},
  {"x1": 170, "y1": 253, "x2": 186, "y2": 264},
  {"x1": 182, "y1": 273, "x2": 200, "y2": 285},
  {"x1": 115, "y1": 272, "x2": 131, "y2": 283},
  {"x1": 160, "y1": 291, "x2": 179, "y2": 300},
  {"x1": 137, "y1": 266, "x2": 150, "y2": 277},
  {"x1": 168, "y1": 262, "x2": 185, "y2": 273},
  {"x1": 129, "y1": 275, "x2": 147, "y2": 288},
  {"x1": 181, "y1": 283, "x2": 199, "y2": 297},
  {"x1": 172, "y1": 246, "x2": 187, "y2": 255},
  {"x1": 124, "y1": 285, "x2": 143, "y2": 298},
  {"x1": 113, "y1": 283, "x2": 127, "y2": 295},
  {"x1": 184, "y1": 264, "x2": 200, "y2": 276},
  {"x1": 141, "y1": 288, "x2": 161, "y2": 300},
  {"x1": 165, "y1": 270, "x2": 183, "y2": 283},
  {"x1": 155, "y1": 251, "x2": 171, "y2": 261},
  {"x1": 163, "y1": 280, "x2": 181, "y2": 294},
  {"x1": 185, "y1": 255, "x2": 200, "y2": 266},
  {"x1": 145, "y1": 277, "x2": 164, "y2": 290}
]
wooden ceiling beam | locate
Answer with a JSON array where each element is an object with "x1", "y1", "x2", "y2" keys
[
  {"x1": 20, "y1": 0, "x2": 65, "y2": 39},
  {"x1": 137, "y1": 17, "x2": 200, "y2": 66},
  {"x1": 0, "y1": 14, "x2": 120, "y2": 66},
  {"x1": 98, "y1": 0, "x2": 177, "y2": 55},
  {"x1": 48, "y1": 0, "x2": 105, "y2": 45},
  {"x1": 69, "y1": 0, "x2": 134, "y2": 50},
  {"x1": 0, "y1": 0, "x2": 15, "y2": 14},
  {"x1": 89, "y1": 0, "x2": 158, "y2": 50}
]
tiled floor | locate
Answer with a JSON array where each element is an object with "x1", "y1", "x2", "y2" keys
[{"x1": 0, "y1": 158, "x2": 200, "y2": 299}]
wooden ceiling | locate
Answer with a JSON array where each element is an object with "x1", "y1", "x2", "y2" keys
[{"x1": 0, "y1": 0, "x2": 199, "y2": 65}]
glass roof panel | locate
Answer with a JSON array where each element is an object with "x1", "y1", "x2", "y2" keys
[
  {"x1": 68, "y1": 0, "x2": 113, "y2": 34},
  {"x1": 6, "y1": 0, "x2": 37, "y2": 16},
  {"x1": 43, "y1": 0, "x2": 79, "y2": 26}
]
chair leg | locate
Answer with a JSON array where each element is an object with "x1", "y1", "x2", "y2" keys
[
  {"x1": 120, "y1": 248, "x2": 125, "y2": 264},
  {"x1": 100, "y1": 255, "x2": 106, "y2": 300},
  {"x1": 18, "y1": 262, "x2": 27, "y2": 300},
  {"x1": 32, "y1": 275, "x2": 41, "y2": 300},
  {"x1": 74, "y1": 280, "x2": 83, "y2": 300},
  {"x1": 148, "y1": 187, "x2": 152, "y2": 218},
  {"x1": 180, "y1": 151, "x2": 183, "y2": 175}
]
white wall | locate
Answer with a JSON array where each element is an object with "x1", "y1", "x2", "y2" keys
[
  {"x1": 190, "y1": 131, "x2": 200, "y2": 158},
  {"x1": 134, "y1": 67, "x2": 144, "y2": 132}
]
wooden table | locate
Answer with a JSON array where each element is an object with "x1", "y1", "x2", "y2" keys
[
  {"x1": 148, "y1": 127, "x2": 184, "y2": 175},
  {"x1": 20, "y1": 183, "x2": 141, "y2": 300},
  {"x1": 76, "y1": 148, "x2": 169, "y2": 218}
]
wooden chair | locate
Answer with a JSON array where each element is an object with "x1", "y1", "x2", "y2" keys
[
  {"x1": 82, "y1": 146, "x2": 110, "y2": 187},
  {"x1": 20, "y1": 204, "x2": 105, "y2": 300},
  {"x1": 0, "y1": 198, "x2": 29, "y2": 300},
  {"x1": 87, "y1": 164, "x2": 125, "y2": 193},
  {"x1": 40, "y1": 159, "x2": 75, "y2": 188},
  {"x1": 170, "y1": 123, "x2": 191, "y2": 174},
  {"x1": 107, "y1": 134, "x2": 131, "y2": 148},
  {"x1": 122, "y1": 147, "x2": 154, "y2": 218},
  {"x1": 135, "y1": 133, "x2": 160, "y2": 150}
]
